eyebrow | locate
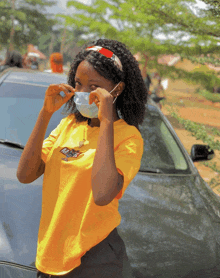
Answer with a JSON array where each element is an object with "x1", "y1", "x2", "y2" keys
[{"x1": 75, "y1": 77, "x2": 101, "y2": 82}]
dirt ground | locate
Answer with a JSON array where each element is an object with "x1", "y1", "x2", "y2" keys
[{"x1": 160, "y1": 84, "x2": 220, "y2": 196}]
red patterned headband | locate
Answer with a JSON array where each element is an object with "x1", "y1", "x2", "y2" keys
[{"x1": 86, "y1": 46, "x2": 123, "y2": 71}]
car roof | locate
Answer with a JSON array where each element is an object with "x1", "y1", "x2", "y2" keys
[{"x1": 0, "y1": 68, "x2": 68, "y2": 87}]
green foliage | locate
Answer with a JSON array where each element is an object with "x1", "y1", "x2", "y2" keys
[
  {"x1": 38, "y1": 26, "x2": 86, "y2": 64},
  {"x1": 195, "y1": 88, "x2": 220, "y2": 102},
  {"x1": 65, "y1": 0, "x2": 220, "y2": 44},
  {"x1": 176, "y1": 0, "x2": 220, "y2": 67},
  {"x1": 209, "y1": 177, "x2": 220, "y2": 192},
  {"x1": 211, "y1": 127, "x2": 220, "y2": 137},
  {"x1": 152, "y1": 63, "x2": 220, "y2": 92},
  {"x1": 62, "y1": 0, "x2": 220, "y2": 91},
  {"x1": 191, "y1": 65, "x2": 214, "y2": 73},
  {"x1": 181, "y1": 54, "x2": 220, "y2": 67},
  {"x1": 201, "y1": 0, "x2": 220, "y2": 17},
  {"x1": 169, "y1": 109, "x2": 220, "y2": 151},
  {"x1": 203, "y1": 161, "x2": 220, "y2": 173},
  {"x1": 0, "y1": 0, "x2": 58, "y2": 51}
]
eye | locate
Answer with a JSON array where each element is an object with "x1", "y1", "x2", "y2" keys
[
  {"x1": 90, "y1": 84, "x2": 99, "y2": 91},
  {"x1": 75, "y1": 81, "x2": 81, "y2": 88}
]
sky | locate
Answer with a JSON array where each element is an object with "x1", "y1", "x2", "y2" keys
[{"x1": 54, "y1": 0, "x2": 91, "y2": 14}]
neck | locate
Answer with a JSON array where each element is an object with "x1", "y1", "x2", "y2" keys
[{"x1": 88, "y1": 110, "x2": 120, "y2": 127}]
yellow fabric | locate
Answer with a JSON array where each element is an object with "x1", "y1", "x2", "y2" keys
[{"x1": 35, "y1": 114, "x2": 143, "y2": 275}]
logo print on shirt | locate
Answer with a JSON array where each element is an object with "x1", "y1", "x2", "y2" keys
[{"x1": 60, "y1": 147, "x2": 82, "y2": 161}]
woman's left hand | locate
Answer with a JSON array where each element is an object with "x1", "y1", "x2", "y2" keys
[{"x1": 89, "y1": 88, "x2": 114, "y2": 123}]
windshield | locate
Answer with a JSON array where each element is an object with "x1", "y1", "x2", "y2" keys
[
  {"x1": 139, "y1": 105, "x2": 190, "y2": 174},
  {"x1": 0, "y1": 81, "x2": 66, "y2": 146}
]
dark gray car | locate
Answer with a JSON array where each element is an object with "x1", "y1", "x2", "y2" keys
[{"x1": 0, "y1": 68, "x2": 219, "y2": 278}]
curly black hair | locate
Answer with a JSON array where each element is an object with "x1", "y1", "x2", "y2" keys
[{"x1": 66, "y1": 39, "x2": 148, "y2": 128}]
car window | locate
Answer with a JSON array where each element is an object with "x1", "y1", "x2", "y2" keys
[
  {"x1": 139, "y1": 105, "x2": 190, "y2": 174},
  {"x1": 0, "y1": 82, "x2": 47, "y2": 99},
  {"x1": 2, "y1": 71, "x2": 67, "y2": 87},
  {"x1": 0, "y1": 83, "x2": 66, "y2": 146}
]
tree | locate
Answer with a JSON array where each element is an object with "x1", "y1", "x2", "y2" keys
[
  {"x1": 61, "y1": 0, "x2": 220, "y2": 91},
  {"x1": 202, "y1": 0, "x2": 220, "y2": 17},
  {"x1": 38, "y1": 25, "x2": 85, "y2": 64},
  {"x1": 0, "y1": 0, "x2": 57, "y2": 52}
]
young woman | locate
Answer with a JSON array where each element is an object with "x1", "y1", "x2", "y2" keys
[{"x1": 17, "y1": 39, "x2": 148, "y2": 278}]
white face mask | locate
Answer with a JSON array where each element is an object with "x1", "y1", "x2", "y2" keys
[{"x1": 74, "y1": 82, "x2": 121, "y2": 118}]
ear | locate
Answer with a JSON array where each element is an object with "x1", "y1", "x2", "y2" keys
[{"x1": 112, "y1": 81, "x2": 125, "y2": 97}]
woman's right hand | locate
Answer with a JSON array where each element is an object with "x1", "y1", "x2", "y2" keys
[{"x1": 43, "y1": 83, "x2": 75, "y2": 114}]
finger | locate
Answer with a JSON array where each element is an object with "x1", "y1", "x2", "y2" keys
[
  {"x1": 59, "y1": 85, "x2": 75, "y2": 100},
  {"x1": 61, "y1": 83, "x2": 75, "y2": 93},
  {"x1": 58, "y1": 84, "x2": 73, "y2": 94},
  {"x1": 62, "y1": 93, "x2": 74, "y2": 105},
  {"x1": 57, "y1": 84, "x2": 72, "y2": 94},
  {"x1": 94, "y1": 96, "x2": 100, "y2": 105},
  {"x1": 95, "y1": 99, "x2": 100, "y2": 108},
  {"x1": 89, "y1": 90, "x2": 99, "y2": 105},
  {"x1": 46, "y1": 84, "x2": 61, "y2": 95},
  {"x1": 46, "y1": 84, "x2": 75, "y2": 97},
  {"x1": 63, "y1": 90, "x2": 75, "y2": 100}
]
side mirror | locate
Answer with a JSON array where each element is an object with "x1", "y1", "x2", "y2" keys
[{"x1": 190, "y1": 144, "x2": 215, "y2": 162}]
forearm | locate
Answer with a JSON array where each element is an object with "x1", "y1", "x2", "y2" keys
[
  {"x1": 17, "y1": 108, "x2": 52, "y2": 183},
  {"x1": 91, "y1": 119, "x2": 122, "y2": 205}
]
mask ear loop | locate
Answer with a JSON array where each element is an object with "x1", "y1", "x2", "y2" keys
[
  {"x1": 113, "y1": 95, "x2": 118, "y2": 104},
  {"x1": 110, "y1": 81, "x2": 121, "y2": 104}
]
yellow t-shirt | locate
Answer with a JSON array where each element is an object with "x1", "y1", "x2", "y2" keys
[{"x1": 35, "y1": 114, "x2": 143, "y2": 275}]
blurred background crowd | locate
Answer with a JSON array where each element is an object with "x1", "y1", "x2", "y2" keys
[{"x1": 0, "y1": 49, "x2": 65, "y2": 74}]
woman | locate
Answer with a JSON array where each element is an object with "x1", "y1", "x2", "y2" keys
[{"x1": 17, "y1": 39, "x2": 148, "y2": 277}]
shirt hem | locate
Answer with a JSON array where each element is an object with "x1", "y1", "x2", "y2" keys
[
  {"x1": 35, "y1": 224, "x2": 120, "y2": 276},
  {"x1": 35, "y1": 257, "x2": 82, "y2": 276}
]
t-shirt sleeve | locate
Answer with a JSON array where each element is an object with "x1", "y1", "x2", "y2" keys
[
  {"x1": 41, "y1": 118, "x2": 66, "y2": 163},
  {"x1": 114, "y1": 134, "x2": 143, "y2": 200}
]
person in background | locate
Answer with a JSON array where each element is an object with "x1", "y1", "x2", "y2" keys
[
  {"x1": 22, "y1": 53, "x2": 32, "y2": 69},
  {"x1": 0, "y1": 50, "x2": 23, "y2": 72},
  {"x1": 50, "y1": 52, "x2": 64, "y2": 73},
  {"x1": 152, "y1": 76, "x2": 166, "y2": 98},
  {"x1": 17, "y1": 38, "x2": 147, "y2": 278},
  {"x1": 144, "y1": 73, "x2": 151, "y2": 92},
  {"x1": 150, "y1": 73, "x2": 166, "y2": 109},
  {"x1": 31, "y1": 57, "x2": 39, "y2": 70}
]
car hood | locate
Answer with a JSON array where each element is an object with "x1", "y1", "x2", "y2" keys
[
  {"x1": 1, "y1": 144, "x2": 220, "y2": 277},
  {"x1": 0, "y1": 144, "x2": 42, "y2": 268},
  {"x1": 117, "y1": 171, "x2": 220, "y2": 278}
]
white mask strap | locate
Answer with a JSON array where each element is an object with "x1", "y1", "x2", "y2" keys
[{"x1": 110, "y1": 81, "x2": 121, "y2": 104}]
